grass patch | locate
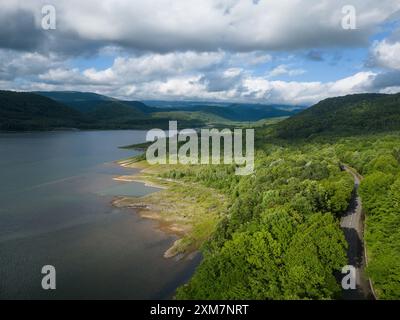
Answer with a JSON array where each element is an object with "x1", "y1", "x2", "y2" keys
[{"x1": 113, "y1": 160, "x2": 229, "y2": 258}]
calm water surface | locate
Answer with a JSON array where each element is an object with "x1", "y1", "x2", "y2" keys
[{"x1": 0, "y1": 130, "x2": 200, "y2": 299}]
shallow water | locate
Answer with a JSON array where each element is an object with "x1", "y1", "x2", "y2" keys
[{"x1": 0, "y1": 130, "x2": 200, "y2": 299}]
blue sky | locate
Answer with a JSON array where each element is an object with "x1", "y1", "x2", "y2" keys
[{"x1": 1, "y1": 0, "x2": 400, "y2": 105}]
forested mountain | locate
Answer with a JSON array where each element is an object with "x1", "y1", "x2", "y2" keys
[
  {"x1": 34, "y1": 91, "x2": 113, "y2": 103},
  {"x1": 35, "y1": 91, "x2": 155, "y2": 114},
  {"x1": 0, "y1": 91, "x2": 86, "y2": 130},
  {"x1": 275, "y1": 93, "x2": 400, "y2": 139},
  {"x1": 84, "y1": 101, "x2": 145, "y2": 120}
]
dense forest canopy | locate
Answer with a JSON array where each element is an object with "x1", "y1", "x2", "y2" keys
[
  {"x1": 172, "y1": 145, "x2": 353, "y2": 299},
  {"x1": 151, "y1": 92, "x2": 400, "y2": 300}
]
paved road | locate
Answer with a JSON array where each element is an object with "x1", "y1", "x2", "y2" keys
[{"x1": 340, "y1": 165, "x2": 374, "y2": 300}]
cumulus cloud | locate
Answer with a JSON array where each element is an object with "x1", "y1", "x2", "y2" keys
[
  {"x1": 200, "y1": 68, "x2": 244, "y2": 92},
  {"x1": 369, "y1": 70, "x2": 400, "y2": 90},
  {"x1": 240, "y1": 72, "x2": 376, "y2": 105},
  {"x1": 227, "y1": 52, "x2": 272, "y2": 66},
  {"x1": 0, "y1": 51, "x2": 62, "y2": 80},
  {"x1": 267, "y1": 65, "x2": 306, "y2": 78},
  {"x1": 0, "y1": 46, "x2": 395, "y2": 105},
  {"x1": 78, "y1": 51, "x2": 225, "y2": 87},
  {"x1": 370, "y1": 39, "x2": 400, "y2": 70}
]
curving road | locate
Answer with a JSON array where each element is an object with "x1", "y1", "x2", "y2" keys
[{"x1": 340, "y1": 165, "x2": 375, "y2": 300}]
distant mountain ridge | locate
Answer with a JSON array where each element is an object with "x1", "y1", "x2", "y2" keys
[
  {"x1": 144, "y1": 99, "x2": 305, "y2": 121},
  {"x1": 34, "y1": 91, "x2": 299, "y2": 122},
  {"x1": 144, "y1": 99, "x2": 306, "y2": 110},
  {"x1": 172, "y1": 104, "x2": 296, "y2": 121},
  {"x1": 3, "y1": 90, "x2": 400, "y2": 133},
  {"x1": 35, "y1": 91, "x2": 299, "y2": 122},
  {"x1": 1, "y1": 90, "x2": 299, "y2": 131},
  {"x1": 34, "y1": 91, "x2": 113, "y2": 102}
]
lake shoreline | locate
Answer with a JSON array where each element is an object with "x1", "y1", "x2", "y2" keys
[
  {"x1": 112, "y1": 157, "x2": 228, "y2": 259},
  {"x1": 112, "y1": 159, "x2": 193, "y2": 259}
]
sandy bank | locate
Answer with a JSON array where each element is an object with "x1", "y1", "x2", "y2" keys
[{"x1": 112, "y1": 158, "x2": 228, "y2": 259}]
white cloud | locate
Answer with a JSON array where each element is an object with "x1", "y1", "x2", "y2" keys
[
  {"x1": 329, "y1": 71, "x2": 375, "y2": 92},
  {"x1": 371, "y1": 39, "x2": 400, "y2": 70},
  {"x1": 39, "y1": 68, "x2": 83, "y2": 83},
  {"x1": 0, "y1": 46, "x2": 395, "y2": 105},
  {"x1": 0, "y1": 44, "x2": 391, "y2": 105},
  {"x1": 240, "y1": 72, "x2": 376, "y2": 104},
  {"x1": 0, "y1": 51, "x2": 62, "y2": 80},
  {"x1": 228, "y1": 52, "x2": 272, "y2": 66},
  {"x1": 380, "y1": 85, "x2": 400, "y2": 94},
  {"x1": 267, "y1": 65, "x2": 306, "y2": 78},
  {"x1": 81, "y1": 51, "x2": 224, "y2": 84}
]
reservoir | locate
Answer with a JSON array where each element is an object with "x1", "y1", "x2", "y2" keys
[{"x1": 0, "y1": 130, "x2": 199, "y2": 299}]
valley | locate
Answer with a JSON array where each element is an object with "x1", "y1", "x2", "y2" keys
[
  {"x1": 0, "y1": 90, "x2": 301, "y2": 131},
  {"x1": 1, "y1": 91, "x2": 400, "y2": 300}
]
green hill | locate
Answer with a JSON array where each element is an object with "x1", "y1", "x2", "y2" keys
[
  {"x1": 275, "y1": 93, "x2": 400, "y2": 139},
  {"x1": 84, "y1": 101, "x2": 145, "y2": 120},
  {"x1": 35, "y1": 91, "x2": 154, "y2": 114},
  {"x1": 0, "y1": 91, "x2": 87, "y2": 131},
  {"x1": 34, "y1": 91, "x2": 113, "y2": 103},
  {"x1": 121, "y1": 100, "x2": 161, "y2": 113}
]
